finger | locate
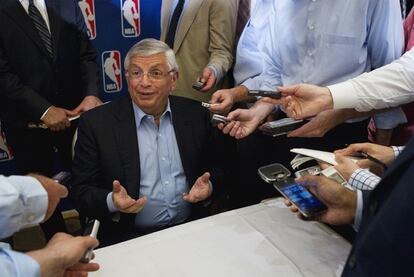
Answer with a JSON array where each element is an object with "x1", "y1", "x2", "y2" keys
[
  {"x1": 284, "y1": 199, "x2": 292, "y2": 207},
  {"x1": 226, "y1": 109, "x2": 241, "y2": 121},
  {"x1": 118, "y1": 197, "x2": 138, "y2": 210},
  {"x1": 123, "y1": 198, "x2": 146, "y2": 213},
  {"x1": 67, "y1": 262, "x2": 100, "y2": 272},
  {"x1": 318, "y1": 161, "x2": 330, "y2": 170},
  {"x1": 277, "y1": 85, "x2": 298, "y2": 96},
  {"x1": 287, "y1": 122, "x2": 312, "y2": 137},
  {"x1": 229, "y1": 121, "x2": 241, "y2": 137},
  {"x1": 182, "y1": 192, "x2": 196, "y2": 203},
  {"x1": 356, "y1": 159, "x2": 371, "y2": 168},
  {"x1": 202, "y1": 76, "x2": 215, "y2": 91},
  {"x1": 261, "y1": 97, "x2": 281, "y2": 105},
  {"x1": 112, "y1": 180, "x2": 122, "y2": 193},
  {"x1": 289, "y1": 206, "x2": 299, "y2": 213},
  {"x1": 57, "y1": 184, "x2": 69, "y2": 198},
  {"x1": 200, "y1": 172, "x2": 210, "y2": 183},
  {"x1": 222, "y1": 121, "x2": 236, "y2": 134}
]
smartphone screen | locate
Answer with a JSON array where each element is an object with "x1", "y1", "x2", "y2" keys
[{"x1": 275, "y1": 181, "x2": 327, "y2": 217}]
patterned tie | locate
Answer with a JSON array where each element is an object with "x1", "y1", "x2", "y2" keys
[
  {"x1": 165, "y1": 0, "x2": 185, "y2": 49},
  {"x1": 235, "y1": 0, "x2": 251, "y2": 43},
  {"x1": 28, "y1": 0, "x2": 53, "y2": 58}
]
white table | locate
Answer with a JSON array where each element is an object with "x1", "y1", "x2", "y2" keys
[{"x1": 91, "y1": 198, "x2": 351, "y2": 277}]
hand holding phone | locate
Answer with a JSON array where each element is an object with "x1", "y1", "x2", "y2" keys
[
  {"x1": 258, "y1": 163, "x2": 327, "y2": 218},
  {"x1": 261, "y1": 118, "x2": 308, "y2": 137},
  {"x1": 80, "y1": 219, "x2": 100, "y2": 263}
]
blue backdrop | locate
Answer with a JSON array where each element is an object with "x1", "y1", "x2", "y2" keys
[{"x1": 0, "y1": 0, "x2": 162, "y2": 175}]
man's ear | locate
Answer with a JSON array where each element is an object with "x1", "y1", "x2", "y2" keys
[{"x1": 171, "y1": 71, "x2": 179, "y2": 91}]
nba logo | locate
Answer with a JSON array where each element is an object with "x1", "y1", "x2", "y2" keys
[
  {"x1": 102, "y1": 51, "x2": 122, "y2": 93},
  {"x1": 78, "y1": 0, "x2": 97, "y2": 39},
  {"x1": 120, "y1": 0, "x2": 141, "y2": 37}
]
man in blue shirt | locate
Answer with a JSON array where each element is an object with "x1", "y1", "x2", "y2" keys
[
  {"x1": 0, "y1": 174, "x2": 99, "y2": 277},
  {"x1": 71, "y1": 39, "x2": 224, "y2": 246}
]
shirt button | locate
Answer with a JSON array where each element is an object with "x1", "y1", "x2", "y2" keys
[
  {"x1": 308, "y1": 24, "x2": 315, "y2": 30},
  {"x1": 307, "y1": 50, "x2": 313, "y2": 56},
  {"x1": 165, "y1": 181, "x2": 169, "y2": 185},
  {"x1": 161, "y1": 157, "x2": 166, "y2": 161},
  {"x1": 28, "y1": 214, "x2": 35, "y2": 222}
]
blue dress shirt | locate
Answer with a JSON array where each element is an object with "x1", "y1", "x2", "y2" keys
[
  {"x1": 234, "y1": 0, "x2": 274, "y2": 86},
  {"x1": 0, "y1": 175, "x2": 47, "y2": 277},
  {"x1": 107, "y1": 101, "x2": 191, "y2": 229},
  {"x1": 247, "y1": 0, "x2": 406, "y2": 127}
]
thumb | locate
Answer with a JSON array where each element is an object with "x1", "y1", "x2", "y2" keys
[
  {"x1": 112, "y1": 180, "x2": 122, "y2": 193},
  {"x1": 277, "y1": 85, "x2": 297, "y2": 96},
  {"x1": 227, "y1": 109, "x2": 241, "y2": 121},
  {"x1": 210, "y1": 92, "x2": 221, "y2": 103},
  {"x1": 57, "y1": 184, "x2": 69, "y2": 198},
  {"x1": 66, "y1": 108, "x2": 79, "y2": 117},
  {"x1": 200, "y1": 172, "x2": 210, "y2": 183},
  {"x1": 335, "y1": 154, "x2": 347, "y2": 165}
]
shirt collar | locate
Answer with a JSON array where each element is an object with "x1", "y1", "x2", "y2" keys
[{"x1": 132, "y1": 100, "x2": 172, "y2": 128}]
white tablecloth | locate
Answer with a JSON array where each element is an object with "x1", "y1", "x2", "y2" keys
[{"x1": 91, "y1": 198, "x2": 351, "y2": 277}]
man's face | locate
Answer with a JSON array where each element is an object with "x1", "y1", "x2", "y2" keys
[{"x1": 126, "y1": 53, "x2": 178, "y2": 116}]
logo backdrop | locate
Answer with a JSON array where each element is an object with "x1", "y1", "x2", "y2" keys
[{"x1": 0, "y1": 0, "x2": 162, "y2": 174}]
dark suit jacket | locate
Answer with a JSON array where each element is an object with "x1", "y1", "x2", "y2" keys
[
  {"x1": 71, "y1": 96, "x2": 224, "y2": 244},
  {"x1": 342, "y1": 138, "x2": 414, "y2": 276},
  {"x1": 0, "y1": 0, "x2": 98, "y2": 127}
]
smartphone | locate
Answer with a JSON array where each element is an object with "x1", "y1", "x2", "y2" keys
[
  {"x1": 211, "y1": 114, "x2": 230, "y2": 126},
  {"x1": 80, "y1": 219, "x2": 100, "y2": 263},
  {"x1": 258, "y1": 163, "x2": 327, "y2": 218},
  {"x1": 192, "y1": 80, "x2": 206, "y2": 91},
  {"x1": 261, "y1": 118, "x2": 307, "y2": 137},
  {"x1": 52, "y1": 171, "x2": 71, "y2": 186},
  {"x1": 247, "y1": 90, "x2": 281, "y2": 99},
  {"x1": 273, "y1": 178, "x2": 327, "y2": 218}
]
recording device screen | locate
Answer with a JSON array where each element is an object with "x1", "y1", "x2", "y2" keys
[{"x1": 276, "y1": 181, "x2": 327, "y2": 217}]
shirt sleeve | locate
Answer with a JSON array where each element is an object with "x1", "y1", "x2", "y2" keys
[
  {"x1": 348, "y1": 169, "x2": 381, "y2": 190},
  {"x1": 391, "y1": 145, "x2": 405, "y2": 158},
  {"x1": 0, "y1": 248, "x2": 40, "y2": 277},
  {"x1": 328, "y1": 48, "x2": 414, "y2": 111},
  {"x1": 353, "y1": 189, "x2": 364, "y2": 232},
  {"x1": 0, "y1": 175, "x2": 47, "y2": 239}
]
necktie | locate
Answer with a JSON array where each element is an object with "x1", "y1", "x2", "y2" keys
[
  {"x1": 165, "y1": 0, "x2": 185, "y2": 49},
  {"x1": 28, "y1": 0, "x2": 53, "y2": 58},
  {"x1": 235, "y1": 0, "x2": 251, "y2": 43}
]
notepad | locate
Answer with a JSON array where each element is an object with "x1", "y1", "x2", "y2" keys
[{"x1": 290, "y1": 148, "x2": 360, "y2": 169}]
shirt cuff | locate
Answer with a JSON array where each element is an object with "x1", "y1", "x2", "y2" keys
[
  {"x1": 353, "y1": 189, "x2": 363, "y2": 232},
  {"x1": 207, "y1": 65, "x2": 221, "y2": 84},
  {"x1": 1, "y1": 249, "x2": 41, "y2": 277},
  {"x1": 348, "y1": 169, "x2": 381, "y2": 190},
  {"x1": 40, "y1": 106, "x2": 52, "y2": 120},
  {"x1": 328, "y1": 82, "x2": 359, "y2": 110},
  {"x1": 8, "y1": 175, "x2": 48, "y2": 225},
  {"x1": 391, "y1": 146, "x2": 405, "y2": 158},
  {"x1": 106, "y1": 192, "x2": 119, "y2": 213}
]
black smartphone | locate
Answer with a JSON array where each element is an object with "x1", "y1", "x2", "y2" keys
[
  {"x1": 80, "y1": 219, "x2": 100, "y2": 263},
  {"x1": 211, "y1": 114, "x2": 229, "y2": 126},
  {"x1": 258, "y1": 163, "x2": 327, "y2": 218},
  {"x1": 261, "y1": 118, "x2": 307, "y2": 137},
  {"x1": 52, "y1": 171, "x2": 71, "y2": 186},
  {"x1": 247, "y1": 90, "x2": 281, "y2": 99},
  {"x1": 192, "y1": 80, "x2": 205, "y2": 91}
]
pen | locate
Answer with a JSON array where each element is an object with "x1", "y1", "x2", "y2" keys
[{"x1": 358, "y1": 151, "x2": 388, "y2": 169}]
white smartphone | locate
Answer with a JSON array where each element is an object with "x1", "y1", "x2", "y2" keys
[{"x1": 80, "y1": 219, "x2": 100, "y2": 263}]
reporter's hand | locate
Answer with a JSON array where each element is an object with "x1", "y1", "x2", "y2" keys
[
  {"x1": 70, "y1": 96, "x2": 103, "y2": 115},
  {"x1": 183, "y1": 172, "x2": 212, "y2": 203},
  {"x1": 268, "y1": 84, "x2": 333, "y2": 119},
  {"x1": 334, "y1": 155, "x2": 360, "y2": 181},
  {"x1": 27, "y1": 232, "x2": 99, "y2": 277},
  {"x1": 112, "y1": 180, "x2": 147, "y2": 213},
  {"x1": 287, "y1": 110, "x2": 344, "y2": 138},
  {"x1": 284, "y1": 175, "x2": 357, "y2": 225},
  {"x1": 199, "y1": 67, "x2": 216, "y2": 92},
  {"x1": 209, "y1": 89, "x2": 235, "y2": 114},
  {"x1": 41, "y1": 106, "x2": 72, "y2": 131},
  {"x1": 335, "y1": 143, "x2": 395, "y2": 172},
  {"x1": 29, "y1": 174, "x2": 68, "y2": 222}
]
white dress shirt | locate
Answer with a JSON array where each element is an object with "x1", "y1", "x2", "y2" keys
[{"x1": 329, "y1": 48, "x2": 414, "y2": 112}]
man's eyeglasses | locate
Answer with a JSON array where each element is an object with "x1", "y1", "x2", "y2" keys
[{"x1": 126, "y1": 69, "x2": 175, "y2": 80}]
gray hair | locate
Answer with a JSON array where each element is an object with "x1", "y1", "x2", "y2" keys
[{"x1": 124, "y1": 39, "x2": 178, "y2": 72}]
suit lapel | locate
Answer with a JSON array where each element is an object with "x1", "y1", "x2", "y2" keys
[
  {"x1": 3, "y1": 0, "x2": 51, "y2": 59},
  {"x1": 113, "y1": 97, "x2": 141, "y2": 199},
  {"x1": 160, "y1": 0, "x2": 173, "y2": 41},
  {"x1": 174, "y1": 0, "x2": 205, "y2": 52},
  {"x1": 45, "y1": 0, "x2": 61, "y2": 62},
  {"x1": 170, "y1": 97, "x2": 193, "y2": 177}
]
